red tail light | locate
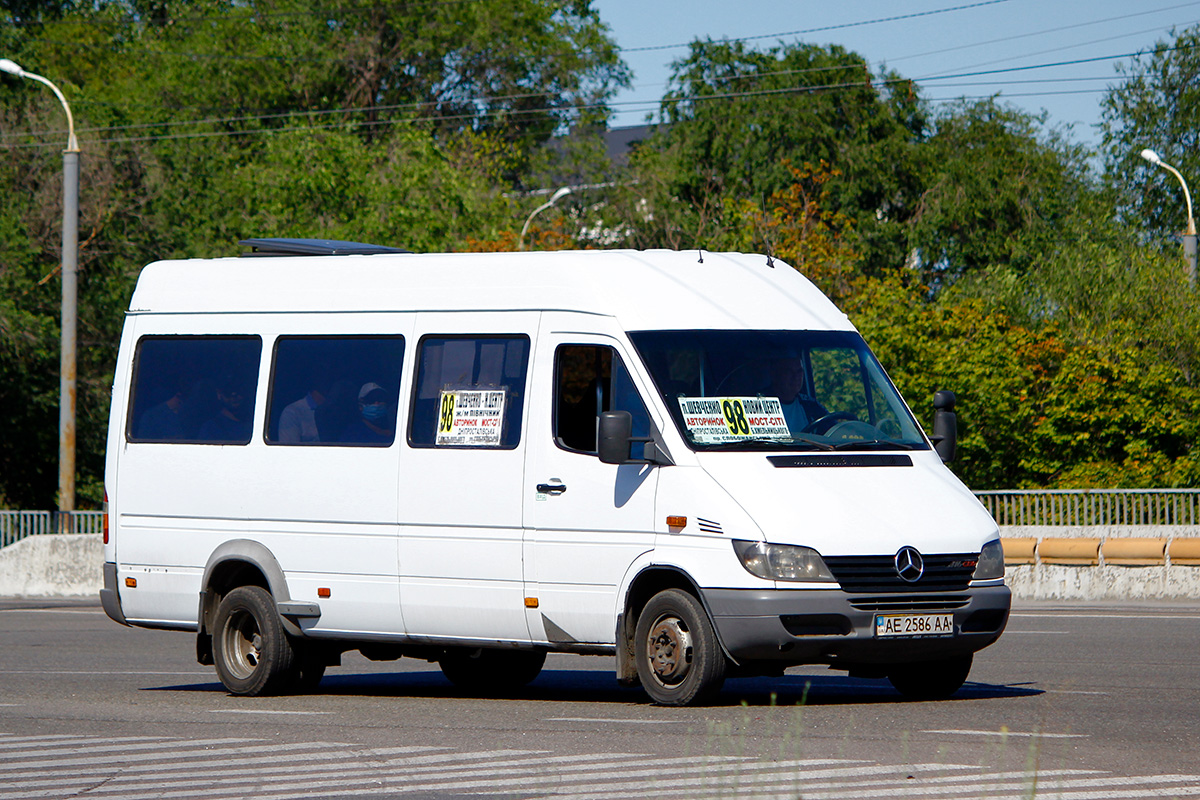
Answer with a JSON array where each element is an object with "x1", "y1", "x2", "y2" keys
[{"x1": 103, "y1": 490, "x2": 109, "y2": 545}]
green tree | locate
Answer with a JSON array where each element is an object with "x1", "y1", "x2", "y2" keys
[
  {"x1": 908, "y1": 99, "x2": 1092, "y2": 289},
  {"x1": 618, "y1": 40, "x2": 926, "y2": 271},
  {"x1": 1102, "y1": 25, "x2": 1200, "y2": 239}
]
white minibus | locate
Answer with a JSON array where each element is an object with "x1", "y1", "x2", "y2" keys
[{"x1": 101, "y1": 240, "x2": 1009, "y2": 706}]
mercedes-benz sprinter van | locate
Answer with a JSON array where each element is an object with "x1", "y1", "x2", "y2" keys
[{"x1": 101, "y1": 241, "x2": 1009, "y2": 706}]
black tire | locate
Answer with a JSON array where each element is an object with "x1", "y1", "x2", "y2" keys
[
  {"x1": 634, "y1": 588, "x2": 726, "y2": 706},
  {"x1": 438, "y1": 648, "x2": 546, "y2": 693},
  {"x1": 212, "y1": 586, "x2": 297, "y2": 696},
  {"x1": 888, "y1": 654, "x2": 973, "y2": 700}
]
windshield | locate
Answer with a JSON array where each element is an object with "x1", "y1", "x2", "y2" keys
[{"x1": 628, "y1": 330, "x2": 929, "y2": 452}]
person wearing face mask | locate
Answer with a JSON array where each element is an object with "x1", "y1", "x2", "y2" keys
[{"x1": 339, "y1": 382, "x2": 394, "y2": 444}]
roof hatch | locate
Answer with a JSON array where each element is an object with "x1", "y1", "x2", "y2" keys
[{"x1": 238, "y1": 238, "x2": 411, "y2": 257}]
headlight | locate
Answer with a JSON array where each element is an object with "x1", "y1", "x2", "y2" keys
[
  {"x1": 973, "y1": 539, "x2": 1005, "y2": 580},
  {"x1": 732, "y1": 540, "x2": 836, "y2": 582}
]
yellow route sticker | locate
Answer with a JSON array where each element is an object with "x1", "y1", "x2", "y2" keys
[{"x1": 677, "y1": 397, "x2": 790, "y2": 443}]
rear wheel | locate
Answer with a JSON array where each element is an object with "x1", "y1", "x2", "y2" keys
[
  {"x1": 888, "y1": 654, "x2": 973, "y2": 700},
  {"x1": 634, "y1": 589, "x2": 726, "y2": 706},
  {"x1": 438, "y1": 648, "x2": 546, "y2": 693},
  {"x1": 212, "y1": 586, "x2": 297, "y2": 696}
]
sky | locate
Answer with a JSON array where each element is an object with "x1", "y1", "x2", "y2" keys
[{"x1": 590, "y1": 0, "x2": 1200, "y2": 149}]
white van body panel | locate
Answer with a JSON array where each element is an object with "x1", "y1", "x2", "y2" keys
[
  {"x1": 112, "y1": 311, "x2": 406, "y2": 636},
  {"x1": 694, "y1": 451, "x2": 998, "y2": 557},
  {"x1": 522, "y1": 316, "x2": 662, "y2": 645},
  {"x1": 396, "y1": 311, "x2": 537, "y2": 644},
  {"x1": 126, "y1": 250, "x2": 854, "y2": 333}
]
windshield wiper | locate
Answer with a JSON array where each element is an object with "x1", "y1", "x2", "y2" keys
[
  {"x1": 832, "y1": 439, "x2": 917, "y2": 451},
  {"x1": 703, "y1": 436, "x2": 836, "y2": 451}
]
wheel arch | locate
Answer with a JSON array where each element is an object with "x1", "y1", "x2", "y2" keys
[
  {"x1": 616, "y1": 564, "x2": 737, "y2": 684},
  {"x1": 198, "y1": 540, "x2": 294, "y2": 641}
]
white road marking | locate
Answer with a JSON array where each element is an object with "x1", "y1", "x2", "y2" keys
[
  {"x1": 544, "y1": 717, "x2": 682, "y2": 723},
  {"x1": 1043, "y1": 689, "x2": 1111, "y2": 695},
  {"x1": 0, "y1": 742, "x2": 434, "y2": 772},
  {"x1": 0, "y1": 670, "x2": 210, "y2": 676},
  {"x1": 207, "y1": 709, "x2": 333, "y2": 715},
  {"x1": 0, "y1": 737, "x2": 252, "y2": 758},
  {"x1": 923, "y1": 729, "x2": 1087, "y2": 738},
  {"x1": 4, "y1": 732, "x2": 1200, "y2": 800}
]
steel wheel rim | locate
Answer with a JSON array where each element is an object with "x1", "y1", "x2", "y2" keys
[
  {"x1": 222, "y1": 608, "x2": 263, "y2": 680},
  {"x1": 645, "y1": 613, "x2": 693, "y2": 688}
]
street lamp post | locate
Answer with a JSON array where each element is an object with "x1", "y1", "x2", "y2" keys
[
  {"x1": 1140, "y1": 148, "x2": 1197, "y2": 288},
  {"x1": 1, "y1": 58, "x2": 80, "y2": 517},
  {"x1": 519, "y1": 186, "x2": 572, "y2": 251}
]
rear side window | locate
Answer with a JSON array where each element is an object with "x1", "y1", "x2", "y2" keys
[
  {"x1": 409, "y1": 335, "x2": 530, "y2": 448},
  {"x1": 265, "y1": 336, "x2": 405, "y2": 447},
  {"x1": 127, "y1": 336, "x2": 262, "y2": 444}
]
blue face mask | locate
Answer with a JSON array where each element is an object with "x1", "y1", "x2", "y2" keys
[{"x1": 361, "y1": 402, "x2": 388, "y2": 422}]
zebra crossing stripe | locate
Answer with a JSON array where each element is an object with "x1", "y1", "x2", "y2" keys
[
  {"x1": 0, "y1": 743, "x2": 443, "y2": 780},
  {"x1": 3, "y1": 733, "x2": 1200, "y2": 800},
  {"x1": 0, "y1": 753, "x2": 848, "y2": 800},
  {"x1": 0, "y1": 750, "x2": 544, "y2": 796},
  {"x1": 0, "y1": 735, "x2": 171, "y2": 748},
  {"x1": 0, "y1": 737, "x2": 257, "y2": 760}
]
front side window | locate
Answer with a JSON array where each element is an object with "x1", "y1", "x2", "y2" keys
[
  {"x1": 554, "y1": 345, "x2": 651, "y2": 456},
  {"x1": 127, "y1": 336, "x2": 262, "y2": 444},
  {"x1": 266, "y1": 336, "x2": 405, "y2": 447},
  {"x1": 629, "y1": 329, "x2": 927, "y2": 452},
  {"x1": 409, "y1": 335, "x2": 529, "y2": 448}
]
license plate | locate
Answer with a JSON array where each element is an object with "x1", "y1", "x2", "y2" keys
[{"x1": 875, "y1": 613, "x2": 954, "y2": 638}]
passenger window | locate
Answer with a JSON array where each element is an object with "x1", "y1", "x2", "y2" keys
[
  {"x1": 266, "y1": 336, "x2": 405, "y2": 447},
  {"x1": 127, "y1": 336, "x2": 262, "y2": 444},
  {"x1": 409, "y1": 335, "x2": 529, "y2": 448},
  {"x1": 554, "y1": 345, "x2": 651, "y2": 455}
]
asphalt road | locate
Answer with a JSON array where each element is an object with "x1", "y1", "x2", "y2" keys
[{"x1": 0, "y1": 597, "x2": 1197, "y2": 800}]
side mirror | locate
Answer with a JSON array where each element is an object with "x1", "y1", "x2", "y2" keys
[
  {"x1": 931, "y1": 390, "x2": 957, "y2": 463},
  {"x1": 598, "y1": 411, "x2": 633, "y2": 465}
]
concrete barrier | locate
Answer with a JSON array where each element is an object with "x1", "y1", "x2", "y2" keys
[
  {"x1": 0, "y1": 534, "x2": 102, "y2": 597},
  {"x1": 1001, "y1": 526, "x2": 1200, "y2": 600}
]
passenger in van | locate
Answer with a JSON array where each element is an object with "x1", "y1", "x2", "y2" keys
[
  {"x1": 138, "y1": 378, "x2": 188, "y2": 440},
  {"x1": 768, "y1": 355, "x2": 825, "y2": 433},
  {"x1": 339, "y1": 382, "x2": 394, "y2": 444},
  {"x1": 197, "y1": 376, "x2": 253, "y2": 443},
  {"x1": 278, "y1": 383, "x2": 327, "y2": 443}
]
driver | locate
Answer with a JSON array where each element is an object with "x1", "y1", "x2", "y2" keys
[{"x1": 767, "y1": 355, "x2": 825, "y2": 433}]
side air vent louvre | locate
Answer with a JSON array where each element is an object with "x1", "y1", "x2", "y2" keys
[{"x1": 696, "y1": 518, "x2": 723, "y2": 534}]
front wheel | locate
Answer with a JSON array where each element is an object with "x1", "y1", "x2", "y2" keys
[
  {"x1": 212, "y1": 586, "x2": 297, "y2": 696},
  {"x1": 634, "y1": 589, "x2": 726, "y2": 706},
  {"x1": 888, "y1": 654, "x2": 973, "y2": 700}
]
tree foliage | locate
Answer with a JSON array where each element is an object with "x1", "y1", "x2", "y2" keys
[{"x1": 4, "y1": 10, "x2": 1200, "y2": 505}]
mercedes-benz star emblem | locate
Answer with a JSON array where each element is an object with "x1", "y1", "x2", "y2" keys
[{"x1": 894, "y1": 546, "x2": 925, "y2": 583}]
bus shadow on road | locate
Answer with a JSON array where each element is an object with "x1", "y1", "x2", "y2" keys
[{"x1": 144, "y1": 668, "x2": 1043, "y2": 706}]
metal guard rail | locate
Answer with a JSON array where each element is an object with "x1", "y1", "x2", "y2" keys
[
  {"x1": 0, "y1": 511, "x2": 104, "y2": 548},
  {"x1": 975, "y1": 489, "x2": 1200, "y2": 527}
]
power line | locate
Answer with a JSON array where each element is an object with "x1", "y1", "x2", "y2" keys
[{"x1": 619, "y1": 0, "x2": 1014, "y2": 53}]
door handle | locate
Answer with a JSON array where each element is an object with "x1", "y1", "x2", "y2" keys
[{"x1": 536, "y1": 483, "x2": 567, "y2": 495}]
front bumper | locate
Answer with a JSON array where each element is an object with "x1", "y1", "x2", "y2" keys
[{"x1": 703, "y1": 583, "x2": 1010, "y2": 666}]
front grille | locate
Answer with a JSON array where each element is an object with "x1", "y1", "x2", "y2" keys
[
  {"x1": 849, "y1": 594, "x2": 971, "y2": 612},
  {"x1": 824, "y1": 553, "x2": 977, "y2": 593}
]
